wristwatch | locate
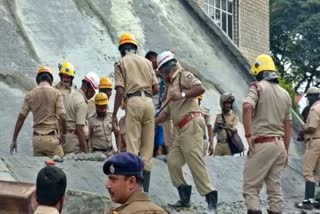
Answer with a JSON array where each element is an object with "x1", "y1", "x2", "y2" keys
[{"x1": 181, "y1": 91, "x2": 186, "y2": 98}]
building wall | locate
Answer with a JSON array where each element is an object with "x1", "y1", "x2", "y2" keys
[{"x1": 239, "y1": 0, "x2": 270, "y2": 64}]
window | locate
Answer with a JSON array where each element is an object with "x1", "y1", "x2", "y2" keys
[{"x1": 203, "y1": 0, "x2": 234, "y2": 40}]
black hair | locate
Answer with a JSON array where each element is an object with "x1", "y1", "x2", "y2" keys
[
  {"x1": 145, "y1": 51, "x2": 158, "y2": 60},
  {"x1": 119, "y1": 43, "x2": 137, "y2": 57},
  {"x1": 159, "y1": 59, "x2": 177, "y2": 74},
  {"x1": 36, "y1": 73, "x2": 53, "y2": 85},
  {"x1": 36, "y1": 166, "x2": 67, "y2": 206},
  {"x1": 256, "y1": 71, "x2": 279, "y2": 83}
]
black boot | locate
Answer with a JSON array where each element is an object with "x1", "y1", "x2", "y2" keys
[
  {"x1": 168, "y1": 185, "x2": 192, "y2": 208},
  {"x1": 247, "y1": 210, "x2": 262, "y2": 214},
  {"x1": 295, "y1": 181, "x2": 317, "y2": 209},
  {"x1": 205, "y1": 190, "x2": 218, "y2": 212},
  {"x1": 143, "y1": 170, "x2": 151, "y2": 193}
]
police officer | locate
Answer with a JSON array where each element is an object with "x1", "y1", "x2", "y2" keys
[
  {"x1": 197, "y1": 94, "x2": 214, "y2": 156},
  {"x1": 242, "y1": 54, "x2": 292, "y2": 214},
  {"x1": 103, "y1": 152, "x2": 167, "y2": 214},
  {"x1": 155, "y1": 51, "x2": 217, "y2": 212},
  {"x1": 213, "y1": 93, "x2": 238, "y2": 156},
  {"x1": 54, "y1": 61, "x2": 77, "y2": 96},
  {"x1": 112, "y1": 33, "x2": 159, "y2": 192},
  {"x1": 296, "y1": 87, "x2": 320, "y2": 209},
  {"x1": 88, "y1": 92, "x2": 120, "y2": 156},
  {"x1": 63, "y1": 72, "x2": 99, "y2": 154},
  {"x1": 10, "y1": 66, "x2": 66, "y2": 158}
]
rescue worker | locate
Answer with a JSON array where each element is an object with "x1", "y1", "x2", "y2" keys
[
  {"x1": 213, "y1": 93, "x2": 238, "y2": 156},
  {"x1": 10, "y1": 66, "x2": 65, "y2": 158},
  {"x1": 88, "y1": 76, "x2": 113, "y2": 117},
  {"x1": 88, "y1": 92, "x2": 120, "y2": 156},
  {"x1": 54, "y1": 61, "x2": 77, "y2": 96},
  {"x1": 155, "y1": 51, "x2": 217, "y2": 211},
  {"x1": 197, "y1": 94, "x2": 214, "y2": 156},
  {"x1": 63, "y1": 72, "x2": 100, "y2": 154},
  {"x1": 34, "y1": 166, "x2": 67, "y2": 214},
  {"x1": 103, "y1": 152, "x2": 167, "y2": 214},
  {"x1": 242, "y1": 54, "x2": 292, "y2": 214},
  {"x1": 296, "y1": 87, "x2": 320, "y2": 209},
  {"x1": 112, "y1": 33, "x2": 159, "y2": 193}
]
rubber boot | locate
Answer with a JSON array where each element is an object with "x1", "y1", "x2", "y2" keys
[
  {"x1": 247, "y1": 210, "x2": 262, "y2": 214},
  {"x1": 168, "y1": 185, "x2": 192, "y2": 208},
  {"x1": 295, "y1": 181, "x2": 317, "y2": 209},
  {"x1": 143, "y1": 170, "x2": 151, "y2": 193},
  {"x1": 205, "y1": 190, "x2": 218, "y2": 213},
  {"x1": 267, "y1": 210, "x2": 281, "y2": 214}
]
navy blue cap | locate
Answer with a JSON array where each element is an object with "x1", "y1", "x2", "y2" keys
[{"x1": 103, "y1": 152, "x2": 144, "y2": 176}]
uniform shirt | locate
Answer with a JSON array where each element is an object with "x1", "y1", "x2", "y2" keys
[
  {"x1": 20, "y1": 82, "x2": 65, "y2": 134},
  {"x1": 87, "y1": 98, "x2": 96, "y2": 118},
  {"x1": 243, "y1": 80, "x2": 292, "y2": 136},
  {"x1": 88, "y1": 112, "x2": 113, "y2": 150},
  {"x1": 214, "y1": 110, "x2": 238, "y2": 142},
  {"x1": 64, "y1": 89, "x2": 88, "y2": 130},
  {"x1": 114, "y1": 52, "x2": 158, "y2": 96},
  {"x1": 53, "y1": 81, "x2": 77, "y2": 96},
  {"x1": 305, "y1": 101, "x2": 320, "y2": 139},
  {"x1": 33, "y1": 205, "x2": 59, "y2": 214},
  {"x1": 112, "y1": 192, "x2": 167, "y2": 214},
  {"x1": 164, "y1": 68, "x2": 202, "y2": 124},
  {"x1": 200, "y1": 106, "x2": 212, "y2": 138}
]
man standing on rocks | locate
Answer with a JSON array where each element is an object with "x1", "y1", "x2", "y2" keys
[
  {"x1": 112, "y1": 33, "x2": 159, "y2": 193},
  {"x1": 63, "y1": 72, "x2": 99, "y2": 154},
  {"x1": 54, "y1": 61, "x2": 77, "y2": 96},
  {"x1": 88, "y1": 92, "x2": 120, "y2": 156},
  {"x1": 155, "y1": 51, "x2": 217, "y2": 212},
  {"x1": 213, "y1": 93, "x2": 238, "y2": 156},
  {"x1": 242, "y1": 54, "x2": 292, "y2": 214},
  {"x1": 296, "y1": 87, "x2": 320, "y2": 209},
  {"x1": 10, "y1": 66, "x2": 66, "y2": 158},
  {"x1": 104, "y1": 152, "x2": 167, "y2": 214}
]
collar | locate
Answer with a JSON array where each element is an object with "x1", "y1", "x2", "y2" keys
[
  {"x1": 114, "y1": 192, "x2": 150, "y2": 211},
  {"x1": 169, "y1": 68, "x2": 181, "y2": 84},
  {"x1": 78, "y1": 89, "x2": 88, "y2": 103},
  {"x1": 35, "y1": 205, "x2": 59, "y2": 214},
  {"x1": 39, "y1": 82, "x2": 50, "y2": 87}
]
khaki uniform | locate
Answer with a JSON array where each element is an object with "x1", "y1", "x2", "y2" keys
[
  {"x1": 213, "y1": 111, "x2": 238, "y2": 156},
  {"x1": 87, "y1": 98, "x2": 96, "y2": 118},
  {"x1": 63, "y1": 89, "x2": 88, "y2": 153},
  {"x1": 114, "y1": 52, "x2": 158, "y2": 171},
  {"x1": 303, "y1": 101, "x2": 320, "y2": 182},
  {"x1": 88, "y1": 112, "x2": 114, "y2": 155},
  {"x1": 112, "y1": 192, "x2": 167, "y2": 214},
  {"x1": 200, "y1": 106, "x2": 212, "y2": 156},
  {"x1": 243, "y1": 80, "x2": 292, "y2": 212},
  {"x1": 20, "y1": 82, "x2": 64, "y2": 157},
  {"x1": 34, "y1": 205, "x2": 59, "y2": 214},
  {"x1": 165, "y1": 68, "x2": 214, "y2": 196},
  {"x1": 53, "y1": 81, "x2": 76, "y2": 97}
]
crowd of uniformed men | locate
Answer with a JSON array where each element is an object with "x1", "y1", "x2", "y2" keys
[{"x1": 9, "y1": 33, "x2": 320, "y2": 214}]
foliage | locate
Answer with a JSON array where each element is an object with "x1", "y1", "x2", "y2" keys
[{"x1": 278, "y1": 77, "x2": 300, "y2": 113}]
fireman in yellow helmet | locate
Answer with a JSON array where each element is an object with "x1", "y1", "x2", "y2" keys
[
  {"x1": 88, "y1": 92, "x2": 120, "y2": 156},
  {"x1": 99, "y1": 77, "x2": 113, "y2": 99},
  {"x1": 242, "y1": 54, "x2": 292, "y2": 214},
  {"x1": 54, "y1": 61, "x2": 77, "y2": 96}
]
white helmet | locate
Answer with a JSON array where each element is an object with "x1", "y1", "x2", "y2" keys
[
  {"x1": 84, "y1": 72, "x2": 100, "y2": 92},
  {"x1": 157, "y1": 51, "x2": 176, "y2": 70}
]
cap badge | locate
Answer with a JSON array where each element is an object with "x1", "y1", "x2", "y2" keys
[{"x1": 110, "y1": 164, "x2": 115, "y2": 173}]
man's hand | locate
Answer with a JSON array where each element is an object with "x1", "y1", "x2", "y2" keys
[
  {"x1": 246, "y1": 136, "x2": 254, "y2": 155},
  {"x1": 208, "y1": 143, "x2": 214, "y2": 156},
  {"x1": 284, "y1": 151, "x2": 289, "y2": 167},
  {"x1": 10, "y1": 141, "x2": 17, "y2": 155},
  {"x1": 170, "y1": 90, "x2": 183, "y2": 101}
]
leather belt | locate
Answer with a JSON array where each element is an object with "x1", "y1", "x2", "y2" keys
[
  {"x1": 176, "y1": 112, "x2": 202, "y2": 129},
  {"x1": 254, "y1": 136, "x2": 283, "y2": 144},
  {"x1": 306, "y1": 137, "x2": 320, "y2": 142},
  {"x1": 92, "y1": 148, "x2": 111, "y2": 152},
  {"x1": 33, "y1": 131, "x2": 55, "y2": 136},
  {"x1": 127, "y1": 91, "x2": 152, "y2": 99}
]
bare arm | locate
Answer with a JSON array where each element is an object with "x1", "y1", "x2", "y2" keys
[
  {"x1": 155, "y1": 111, "x2": 170, "y2": 126},
  {"x1": 113, "y1": 87, "x2": 124, "y2": 119},
  {"x1": 243, "y1": 103, "x2": 253, "y2": 137},
  {"x1": 114, "y1": 131, "x2": 121, "y2": 152},
  {"x1": 76, "y1": 125, "x2": 88, "y2": 153},
  {"x1": 185, "y1": 85, "x2": 205, "y2": 99},
  {"x1": 10, "y1": 114, "x2": 26, "y2": 154},
  {"x1": 58, "y1": 113, "x2": 66, "y2": 136},
  {"x1": 284, "y1": 120, "x2": 292, "y2": 153},
  {"x1": 207, "y1": 125, "x2": 213, "y2": 144},
  {"x1": 152, "y1": 84, "x2": 159, "y2": 95}
]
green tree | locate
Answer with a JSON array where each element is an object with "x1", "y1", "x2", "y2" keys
[{"x1": 270, "y1": 0, "x2": 320, "y2": 93}]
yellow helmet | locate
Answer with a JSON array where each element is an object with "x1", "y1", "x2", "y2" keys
[
  {"x1": 58, "y1": 61, "x2": 75, "y2": 77},
  {"x1": 118, "y1": 33, "x2": 138, "y2": 48},
  {"x1": 95, "y1": 92, "x2": 108, "y2": 105},
  {"x1": 250, "y1": 54, "x2": 276, "y2": 76},
  {"x1": 99, "y1": 77, "x2": 113, "y2": 89},
  {"x1": 36, "y1": 66, "x2": 53, "y2": 84},
  {"x1": 197, "y1": 94, "x2": 203, "y2": 100}
]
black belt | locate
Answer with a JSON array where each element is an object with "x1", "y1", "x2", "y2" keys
[
  {"x1": 33, "y1": 131, "x2": 55, "y2": 136},
  {"x1": 306, "y1": 137, "x2": 320, "y2": 142},
  {"x1": 92, "y1": 148, "x2": 111, "y2": 152},
  {"x1": 127, "y1": 91, "x2": 152, "y2": 99}
]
